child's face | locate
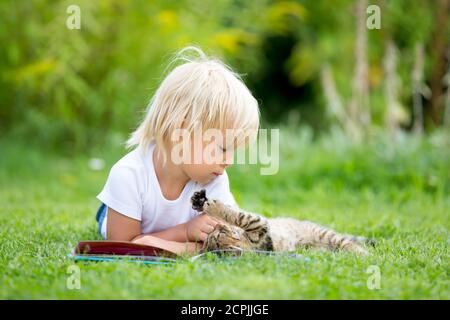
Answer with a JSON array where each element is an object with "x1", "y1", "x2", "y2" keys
[
  {"x1": 180, "y1": 130, "x2": 235, "y2": 185},
  {"x1": 182, "y1": 161, "x2": 231, "y2": 185}
]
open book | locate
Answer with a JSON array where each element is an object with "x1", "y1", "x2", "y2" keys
[
  {"x1": 72, "y1": 241, "x2": 307, "y2": 265},
  {"x1": 72, "y1": 241, "x2": 181, "y2": 265}
]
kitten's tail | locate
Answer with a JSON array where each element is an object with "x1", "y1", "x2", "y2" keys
[{"x1": 304, "y1": 222, "x2": 372, "y2": 255}]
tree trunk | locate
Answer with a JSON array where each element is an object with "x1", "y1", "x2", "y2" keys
[
  {"x1": 444, "y1": 48, "x2": 450, "y2": 129},
  {"x1": 383, "y1": 40, "x2": 403, "y2": 136},
  {"x1": 429, "y1": 0, "x2": 450, "y2": 125},
  {"x1": 348, "y1": 0, "x2": 370, "y2": 141},
  {"x1": 412, "y1": 43, "x2": 425, "y2": 134},
  {"x1": 320, "y1": 65, "x2": 356, "y2": 136}
]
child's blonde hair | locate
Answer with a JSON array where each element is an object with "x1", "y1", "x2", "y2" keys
[{"x1": 126, "y1": 46, "x2": 260, "y2": 162}]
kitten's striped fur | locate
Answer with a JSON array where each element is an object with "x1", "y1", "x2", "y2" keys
[{"x1": 191, "y1": 189, "x2": 375, "y2": 255}]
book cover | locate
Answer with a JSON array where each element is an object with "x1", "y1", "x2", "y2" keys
[{"x1": 72, "y1": 240, "x2": 180, "y2": 265}]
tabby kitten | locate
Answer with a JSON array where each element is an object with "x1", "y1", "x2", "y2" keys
[{"x1": 191, "y1": 189, "x2": 375, "y2": 255}]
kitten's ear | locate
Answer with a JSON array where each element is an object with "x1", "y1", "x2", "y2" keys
[{"x1": 191, "y1": 189, "x2": 208, "y2": 212}]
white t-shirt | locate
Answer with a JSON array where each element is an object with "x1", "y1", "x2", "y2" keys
[{"x1": 97, "y1": 142, "x2": 237, "y2": 239}]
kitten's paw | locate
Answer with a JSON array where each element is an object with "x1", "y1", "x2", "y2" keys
[
  {"x1": 355, "y1": 246, "x2": 369, "y2": 256},
  {"x1": 343, "y1": 241, "x2": 369, "y2": 256},
  {"x1": 202, "y1": 199, "x2": 223, "y2": 219},
  {"x1": 191, "y1": 189, "x2": 208, "y2": 212},
  {"x1": 349, "y1": 244, "x2": 369, "y2": 256}
]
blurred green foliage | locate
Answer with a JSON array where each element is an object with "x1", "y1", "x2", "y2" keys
[{"x1": 0, "y1": 0, "x2": 444, "y2": 153}]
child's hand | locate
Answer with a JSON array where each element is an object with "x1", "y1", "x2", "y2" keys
[{"x1": 185, "y1": 213, "x2": 219, "y2": 242}]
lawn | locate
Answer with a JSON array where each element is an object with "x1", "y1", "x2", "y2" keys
[{"x1": 0, "y1": 128, "x2": 449, "y2": 299}]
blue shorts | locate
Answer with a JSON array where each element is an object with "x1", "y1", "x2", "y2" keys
[{"x1": 95, "y1": 203, "x2": 107, "y2": 236}]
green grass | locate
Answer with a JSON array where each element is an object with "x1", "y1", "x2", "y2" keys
[{"x1": 1, "y1": 128, "x2": 449, "y2": 299}]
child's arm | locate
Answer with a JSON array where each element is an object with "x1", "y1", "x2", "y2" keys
[
  {"x1": 151, "y1": 213, "x2": 219, "y2": 242},
  {"x1": 131, "y1": 234, "x2": 201, "y2": 255},
  {"x1": 107, "y1": 207, "x2": 188, "y2": 241},
  {"x1": 107, "y1": 207, "x2": 201, "y2": 254},
  {"x1": 149, "y1": 223, "x2": 190, "y2": 242},
  {"x1": 107, "y1": 207, "x2": 217, "y2": 245}
]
